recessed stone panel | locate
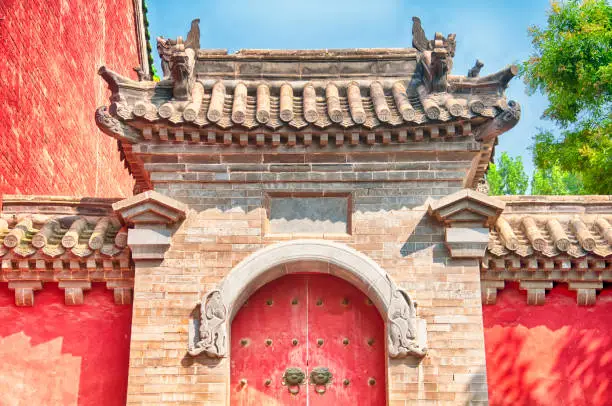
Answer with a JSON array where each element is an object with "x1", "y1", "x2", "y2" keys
[{"x1": 268, "y1": 196, "x2": 349, "y2": 234}]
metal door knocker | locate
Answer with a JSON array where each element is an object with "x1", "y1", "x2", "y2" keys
[
  {"x1": 310, "y1": 367, "x2": 333, "y2": 394},
  {"x1": 282, "y1": 367, "x2": 306, "y2": 395}
]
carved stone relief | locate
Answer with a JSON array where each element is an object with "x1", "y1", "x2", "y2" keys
[
  {"x1": 189, "y1": 287, "x2": 426, "y2": 360},
  {"x1": 188, "y1": 290, "x2": 228, "y2": 358},
  {"x1": 387, "y1": 289, "x2": 428, "y2": 358}
]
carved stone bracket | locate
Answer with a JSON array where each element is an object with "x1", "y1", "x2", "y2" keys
[
  {"x1": 107, "y1": 280, "x2": 134, "y2": 305},
  {"x1": 8, "y1": 280, "x2": 43, "y2": 307},
  {"x1": 113, "y1": 191, "x2": 187, "y2": 262},
  {"x1": 519, "y1": 281, "x2": 553, "y2": 305},
  {"x1": 112, "y1": 190, "x2": 187, "y2": 227},
  {"x1": 58, "y1": 280, "x2": 92, "y2": 306},
  {"x1": 481, "y1": 280, "x2": 505, "y2": 305},
  {"x1": 568, "y1": 281, "x2": 603, "y2": 306}
]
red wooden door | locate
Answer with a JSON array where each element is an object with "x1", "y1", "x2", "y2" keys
[{"x1": 231, "y1": 273, "x2": 386, "y2": 405}]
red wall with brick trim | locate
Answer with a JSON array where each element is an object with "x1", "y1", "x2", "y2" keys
[
  {"x1": 0, "y1": 283, "x2": 132, "y2": 406},
  {"x1": 0, "y1": 0, "x2": 138, "y2": 197},
  {"x1": 483, "y1": 283, "x2": 612, "y2": 406}
]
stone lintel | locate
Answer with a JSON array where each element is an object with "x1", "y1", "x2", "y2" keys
[
  {"x1": 127, "y1": 227, "x2": 172, "y2": 263},
  {"x1": 112, "y1": 190, "x2": 187, "y2": 226},
  {"x1": 568, "y1": 281, "x2": 603, "y2": 306},
  {"x1": 481, "y1": 280, "x2": 505, "y2": 305},
  {"x1": 8, "y1": 280, "x2": 43, "y2": 307},
  {"x1": 519, "y1": 280, "x2": 553, "y2": 305},
  {"x1": 445, "y1": 227, "x2": 489, "y2": 258}
]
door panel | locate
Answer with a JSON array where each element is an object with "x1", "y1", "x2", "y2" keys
[
  {"x1": 231, "y1": 274, "x2": 308, "y2": 406},
  {"x1": 308, "y1": 274, "x2": 386, "y2": 406},
  {"x1": 231, "y1": 273, "x2": 386, "y2": 405}
]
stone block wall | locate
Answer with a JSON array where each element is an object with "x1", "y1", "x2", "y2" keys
[
  {"x1": 127, "y1": 178, "x2": 489, "y2": 404},
  {"x1": 0, "y1": 0, "x2": 138, "y2": 197}
]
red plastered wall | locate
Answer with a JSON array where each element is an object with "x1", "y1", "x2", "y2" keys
[
  {"x1": 0, "y1": 0, "x2": 138, "y2": 197},
  {"x1": 0, "y1": 283, "x2": 132, "y2": 406},
  {"x1": 483, "y1": 283, "x2": 612, "y2": 406}
]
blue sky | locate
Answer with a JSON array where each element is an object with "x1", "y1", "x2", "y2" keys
[{"x1": 147, "y1": 0, "x2": 555, "y2": 175}]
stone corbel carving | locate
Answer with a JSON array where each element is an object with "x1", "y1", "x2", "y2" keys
[
  {"x1": 95, "y1": 106, "x2": 142, "y2": 144},
  {"x1": 475, "y1": 100, "x2": 521, "y2": 142},
  {"x1": 387, "y1": 289, "x2": 427, "y2": 358},
  {"x1": 188, "y1": 290, "x2": 228, "y2": 358}
]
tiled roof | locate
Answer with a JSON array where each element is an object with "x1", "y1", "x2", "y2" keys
[
  {"x1": 489, "y1": 215, "x2": 612, "y2": 258},
  {"x1": 101, "y1": 66, "x2": 504, "y2": 131},
  {"x1": 97, "y1": 19, "x2": 522, "y2": 193},
  {"x1": 0, "y1": 215, "x2": 127, "y2": 259},
  {"x1": 481, "y1": 196, "x2": 612, "y2": 306},
  {"x1": 0, "y1": 196, "x2": 133, "y2": 306}
]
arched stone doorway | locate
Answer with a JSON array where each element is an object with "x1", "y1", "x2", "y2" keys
[{"x1": 188, "y1": 240, "x2": 428, "y2": 404}]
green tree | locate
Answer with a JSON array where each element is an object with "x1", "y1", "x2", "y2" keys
[
  {"x1": 521, "y1": 0, "x2": 612, "y2": 194},
  {"x1": 531, "y1": 165, "x2": 585, "y2": 194},
  {"x1": 487, "y1": 152, "x2": 529, "y2": 195}
]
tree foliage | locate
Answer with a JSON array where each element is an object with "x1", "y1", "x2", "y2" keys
[
  {"x1": 531, "y1": 165, "x2": 585, "y2": 194},
  {"x1": 521, "y1": 0, "x2": 612, "y2": 194},
  {"x1": 487, "y1": 152, "x2": 529, "y2": 195}
]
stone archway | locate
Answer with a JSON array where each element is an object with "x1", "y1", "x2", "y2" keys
[{"x1": 188, "y1": 240, "x2": 427, "y2": 360}]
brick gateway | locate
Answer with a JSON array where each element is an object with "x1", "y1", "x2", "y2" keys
[{"x1": 1, "y1": 16, "x2": 611, "y2": 406}]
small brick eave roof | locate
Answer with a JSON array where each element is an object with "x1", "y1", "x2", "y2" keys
[
  {"x1": 486, "y1": 196, "x2": 612, "y2": 259},
  {"x1": 0, "y1": 196, "x2": 129, "y2": 261},
  {"x1": 482, "y1": 195, "x2": 612, "y2": 306}
]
